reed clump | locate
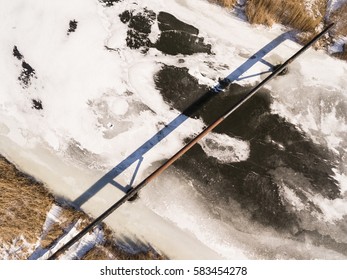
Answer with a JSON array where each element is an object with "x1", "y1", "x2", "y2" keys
[
  {"x1": 0, "y1": 156, "x2": 53, "y2": 245},
  {"x1": 245, "y1": 0, "x2": 322, "y2": 32}
]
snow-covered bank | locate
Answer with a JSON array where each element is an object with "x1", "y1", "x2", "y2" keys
[
  {"x1": 1, "y1": 0, "x2": 347, "y2": 259},
  {"x1": 0, "y1": 135, "x2": 223, "y2": 259}
]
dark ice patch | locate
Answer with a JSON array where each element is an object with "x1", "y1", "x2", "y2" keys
[
  {"x1": 19, "y1": 61, "x2": 37, "y2": 88},
  {"x1": 99, "y1": 0, "x2": 122, "y2": 7},
  {"x1": 154, "y1": 64, "x2": 340, "y2": 232},
  {"x1": 154, "y1": 12, "x2": 211, "y2": 55},
  {"x1": 119, "y1": 9, "x2": 211, "y2": 55},
  {"x1": 119, "y1": 10, "x2": 132, "y2": 24},
  {"x1": 13, "y1": 46, "x2": 23, "y2": 60},
  {"x1": 157, "y1": 11, "x2": 199, "y2": 35},
  {"x1": 120, "y1": 9, "x2": 156, "y2": 53},
  {"x1": 126, "y1": 29, "x2": 152, "y2": 51},
  {"x1": 155, "y1": 31, "x2": 211, "y2": 55},
  {"x1": 154, "y1": 65, "x2": 208, "y2": 112},
  {"x1": 32, "y1": 99, "x2": 43, "y2": 110},
  {"x1": 13, "y1": 46, "x2": 38, "y2": 88},
  {"x1": 67, "y1": 20, "x2": 78, "y2": 35},
  {"x1": 128, "y1": 9, "x2": 156, "y2": 34}
]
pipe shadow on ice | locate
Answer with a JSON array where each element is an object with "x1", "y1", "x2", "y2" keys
[{"x1": 73, "y1": 31, "x2": 294, "y2": 208}]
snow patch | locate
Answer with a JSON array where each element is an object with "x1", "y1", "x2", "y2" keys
[
  {"x1": 39, "y1": 219, "x2": 104, "y2": 260},
  {"x1": 279, "y1": 185, "x2": 306, "y2": 212},
  {"x1": 311, "y1": 195, "x2": 347, "y2": 222},
  {"x1": 0, "y1": 235, "x2": 34, "y2": 260},
  {"x1": 200, "y1": 132, "x2": 250, "y2": 163},
  {"x1": 333, "y1": 168, "x2": 347, "y2": 195}
]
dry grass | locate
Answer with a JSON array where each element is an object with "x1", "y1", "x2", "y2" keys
[
  {"x1": 0, "y1": 155, "x2": 164, "y2": 260},
  {"x1": 209, "y1": 0, "x2": 237, "y2": 8},
  {"x1": 0, "y1": 155, "x2": 90, "y2": 252},
  {"x1": 334, "y1": 52, "x2": 347, "y2": 60},
  {"x1": 40, "y1": 222, "x2": 64, "y2": 248},
  {"x1": 0, "y1": 156, "x2": 54, "y2": 244},
  {"x1": 245, "y1": 0, "x2": 322, "y2": 32},
  {"x1": 333, "y1": 43, "x2": 347, "y2": 61},
  {"x1": 40, "y1": 206, "x2": 90, "y2": 249},
  {"x1": 215, "y1": 0, "x2": 347, "y2": 58},
  {"x1": 326, "y1": 2, "x2": 347, "y2": 59},
  {"x1": 82, "y1": 227, "x2": 165, "y2": 260},
  {"x1": 82, "y1": 243, "x2": 164, "y2": 260},
  {"x1": 35, "y1": 202, "x2": 165, "y2": 259},
  {"x1": 307, "y1": 0, "x2": 327, "y2": 19},
  {"x1": 330, "y1": 2, "x2": 347, "y2": 37}
]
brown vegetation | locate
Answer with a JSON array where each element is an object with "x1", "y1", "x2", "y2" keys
[
  {"x1": 209, "y1": 0, "x2": 237, "y2": 8},
  {"x1": 245, "y1": 0, "x2": 322, "y2": 32},
  {"x1": 0, "y1": 155, "x2": 54, "y2": 245},
  {"x1": 0, "y1": 155, "x2": 91, "y2": 256},
  {"x1": 82, "y1": 227, "x2": 165, "y2": 260},
  {"x1": 332, "y1": 44, "x2": 347, "y2": 61},
  {"x1": 213, "y1": 0, "x2": 347, "y2": 60},
  {"x1": 330, "y1": 2, "x2": 347, "y2": 38},
  {"x1": 40, "y1": 206, "x2": 90, "y2": 249},
  {"x1": 82, "y1": 243, "x2": 164, "y2": 260},
  {"x1": 0, "y1": 155, "x2": 164, "y2": 260}
]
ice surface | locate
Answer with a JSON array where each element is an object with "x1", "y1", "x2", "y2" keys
[
  {"x1": 200, "y1": 132, "x2": 250, "y2": 163},
  {"x1": 1, "y1": 0, "x2": 347, "y2": 259}
]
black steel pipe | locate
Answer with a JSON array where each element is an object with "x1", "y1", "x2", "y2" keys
[{"x1": 48, "y1": 23, "x2": 333, "y2": 260}]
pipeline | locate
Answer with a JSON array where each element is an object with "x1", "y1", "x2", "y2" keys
[{"x1": 48, "y1": 22, "x2": 334, "y2": 260}]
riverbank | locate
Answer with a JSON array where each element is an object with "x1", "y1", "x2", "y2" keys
[
  {"x1": 210, "y1": 0, "x2": 347, "y2": 60},
  {"x1": 0, "y1": 154, "x2": 163, "y2": 260},
  {"x1": 1, "y1": 0, "x2": 346, "y2": 260}
]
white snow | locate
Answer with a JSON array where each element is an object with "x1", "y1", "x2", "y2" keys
[
  {"x1": 304, "y1": 0, "x2": 317, "y2": 17},
  {"x1": 333, "y1": 168, "x2": 347, "y2": 195},
  {"x1": 280, "y1": 185, "x2": 306, "y2": 212},
  {"x1": 200, "y1": 132, "x2": 250, "y2": 163},
  {"x1": 1, "y1": 0, "x2": 347, "y2": 259},
  {"x1": 0, "y1": 235, "x2": 33, "y2": 260},
  {"x1": 29, "y1": 206, "x2": 104, "y2": 260},
  {"x1": 37, "y1": 219, "x2": 104, "y2": 260},
  {"x1": 42, "y1": 205, "x2": 63, "y2": 234},
  {"x1": 311, "y1": 195, "x2": 347, "y2": 222}
]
